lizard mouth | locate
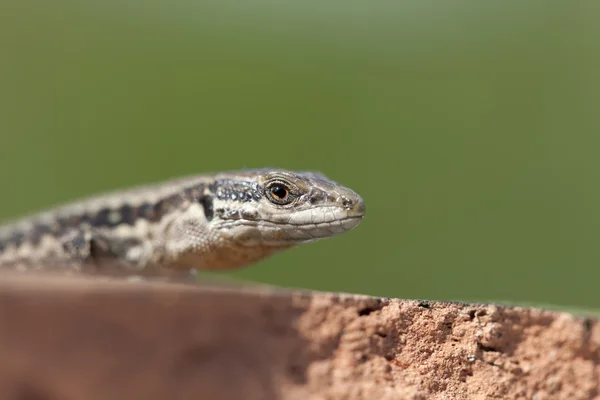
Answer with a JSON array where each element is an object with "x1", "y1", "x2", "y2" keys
[{"x1": 217, "y1": 215, "x2": 364, "y2": 244}]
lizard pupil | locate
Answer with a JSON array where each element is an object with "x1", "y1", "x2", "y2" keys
[{"x1": 271, "y1": 185, "x2": 288, "y2": 200}]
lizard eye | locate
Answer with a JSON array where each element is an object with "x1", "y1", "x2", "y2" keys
[{"x1": 265, "y1": 180, "x2": 296, "y2": 205}]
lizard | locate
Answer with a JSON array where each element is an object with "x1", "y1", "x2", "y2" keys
[{"x1": 0, "y1": 169, "x2": 365, "y2": 278}]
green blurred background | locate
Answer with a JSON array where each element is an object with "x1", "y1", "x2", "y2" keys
[{"x1": 2, "y1": 1, "x2": 599, "y2": 309}]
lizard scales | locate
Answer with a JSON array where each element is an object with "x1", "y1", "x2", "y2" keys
[{"x1": 0, "y1": 169, "x2": 365, "y2": 277}]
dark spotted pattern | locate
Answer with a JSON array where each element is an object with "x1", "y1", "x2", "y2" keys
[
  {"x1": 208, "y1": 180, "x2": 263, "y2": 203},
  {"x1": 0, "y1": 230, "x2": 26, "y2": 254},
  {"x1": 0, "y1": 183, "x2": 207, "y2": 250},
  {"x1": 8, "y1": 231, "x2": 25, "y2": 248},
  {"x1": 200, "y1": 195, "x2": 214, "y2": 221},
  {"x1": 118, "y1": 204, "x2": 137, "y2": 226},
  {"x1": 61, "y1": 230, "x2": 90, "y2": 260},
  {"x1": 136, "y1": 203, "x2": 156, "y2": 220},
  {"x1": 92, "y1": 208, "x2": 116, "y2": 228}
]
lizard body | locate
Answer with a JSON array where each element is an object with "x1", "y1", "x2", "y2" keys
[{"x1": 0, "y1": 169, "x2": 365, "y2": 277}]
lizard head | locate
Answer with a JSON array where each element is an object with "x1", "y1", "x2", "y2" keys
[
  {"x1": 171, "y1": 169, "x2": 365, "y2": 270},
  {"x1": 211, "y1": 169, "x2": 365, "y2": 241}
]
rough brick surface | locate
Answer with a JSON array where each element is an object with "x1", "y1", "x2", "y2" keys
[{"x1": 0, "y1": 274, "x2": 598, "y2": 400}]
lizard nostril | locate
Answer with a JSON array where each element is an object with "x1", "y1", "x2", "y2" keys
[{"x1": 345, "y1": 195, "x2": 365, "y2": 217}]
